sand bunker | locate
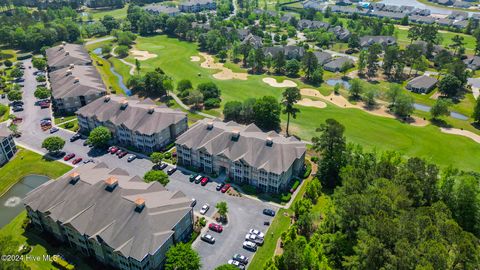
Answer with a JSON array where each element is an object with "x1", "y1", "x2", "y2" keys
[
  {"x1": 130, "y1": 48, "x2": 157, "y2": 61},
  {"x1": 298, "y1": 98, "x2": 327, "y2": 108},
  {"x1": 300, "y1": 88, "x2": 428, "y2": 126},
  {"x1": 440, "y1": 128, "x2": 480, "y2": 143},
  {"x1": 263, "y1": 77, "x2": 297, "y2": 88},
  {"x1": 190, "y1": 56, "x2": 201, "y2": 62},
  {"x1": 199, "y1": 53, "x2": 248, "y2": 80}
]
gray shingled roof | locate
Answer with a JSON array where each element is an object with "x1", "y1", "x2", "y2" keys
[
  {"x1": 24, "y1": 162, "x2": 192, "y2": 262},
  {"x1": 313, "y1": 51, "x2": 332, "y2": 65},
  {"x1": 76, "y1": 95, "x2": 187, "y2": 136},
  {"x1": 324, "y1": 57, "x2": 353, "y2": 70},
  {"x1": 360, "y1": 36, "x2": 397, "y2": 47},
  {"x1": 180, "y1": 0, "x2": 215, "y2": 6},
  {"x1": 46, "y1": 43, "x2": 91, "y2": 69},
  {"x1": 144, "y1": 4, "x2": 180, "y2": 14},
  {"x1": 407, "y1": 75, "x2": 438, "y2": 89},
  {"x1": 176, "y1": 119, "x2": 306, "y2": 174},
  {"x1": 49, "y1": 65, "x2": 106, "y2": 99}
]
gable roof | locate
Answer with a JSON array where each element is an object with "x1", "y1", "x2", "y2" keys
[
  {"x1": 49, "y1": 65, "x2": 106, "y2": 99},
  {"x1": 76, "y1": 95, "x2": 187, "y2": 135},
  {"x1": 46, "y1": 43, "x2": 92, "y2": 69},
  {"x1": 407, "y1": 75, "x2": 438, "y2": 89},
  {"x1": 360, "y1": 36, "x2": 397, "y2": 47},
  {"x1": 0, "y1": 124, "x2": 12, "y2": 139},
  {"x1": 176, "y1": 119, "x2": 306, "y2": 174},
  {"x1": 24, "y1": 163, "x2": 192, "y2": 262}
]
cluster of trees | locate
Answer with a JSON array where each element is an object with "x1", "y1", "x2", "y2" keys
[
  {"x1": 177, "y1": 80, "x2": 222, "y2": 109},
  {"x1": 0, "y1": 7, "x2": 81, "y2": 51},
  {"x1": 265, "y1": 119, "x2": 480, "y2": 270},
  {"x1": 223, "y1": 96, "x2": 281, "y2": 131},
  {"x1": 127, "y1": 68, "x2": 173, "y2": 97}
]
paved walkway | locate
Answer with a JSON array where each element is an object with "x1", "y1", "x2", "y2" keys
[
  {"x1": 84, "y1": 36, "x2": 114, "y2": 46},
  {"x1": 111, "y1": 46, "x2": 136, "y2": 75},
  {"x1": 170, "y1": 93, "x2": 216, "y2": 119}
]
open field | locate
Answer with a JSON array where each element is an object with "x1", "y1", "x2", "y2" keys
[
  {"x1": 92, "y1": 34, "x2": 480, "y2": 172},
  {"x1": 0, "y1": 148, "x2": 71, "y2": 196},
  {"x1": 86, "y1": 5, "x2": 128, "y2": 20}
]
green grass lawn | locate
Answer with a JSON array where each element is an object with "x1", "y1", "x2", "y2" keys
[
  {"x1": 395, "y1": 26, "x2": 477, "y2": 55},
  {"x1": 0, "y1": 148, "x2": 72, "y2": 196},
  {"x1": 53, "y1": 115, "x2": 76, "y2": 125},
  {"x1": 59, "y1": 119, "x2": 79, "y2": 132},
  {"x1": 87, "y1": 4, "x2": 128, "y2": 20},
  {"x1": 102, "y1": 34, "x2": 480, "y2": 172}
]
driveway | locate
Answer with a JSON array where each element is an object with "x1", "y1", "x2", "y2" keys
[{"x1": 166, "y1": 168, "x2": 277, "y2": 270}]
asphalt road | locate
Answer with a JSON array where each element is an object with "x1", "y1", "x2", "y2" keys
[
  {"x1": 14, "y1": 59, "x2": 277, "y2": 270},
  {"x1": 166, "y1": 168, "x2": 277, "y2": 270}
]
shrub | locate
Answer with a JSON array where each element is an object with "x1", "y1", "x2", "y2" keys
[
  {"x1": 36, "y1": 75, "x2": 46, "y2": 82},
  {"x1": 115, "y1": 45, "x2": 129, "y2": 58},
  {"x1": 302, "y1": 161, "x2": 312, "y2": 179},
  {"x1": 164, "y1": 152, "x2": 172, "y2": 159},
  {"x1": 0, "y1": 104, "x2": 7, "y2": 117},
  {"x1": 280, "y1": 192, "x2": 292, "y2": 202},
  {"x1": 64, "y1": 122, "x2": 74, "y2": 129},
  {"x1": 199, "y1": 217, "x2": 207, "y2": 227},
  {"x1": 204, "y1": 98, "x2": 221, "y2": 109},
  {"x1": 17, "y1": 53, "x2": 32, "y2": 60},
  {"x1": 290, "y1": 179, "x2": 300, "y2": 193}
]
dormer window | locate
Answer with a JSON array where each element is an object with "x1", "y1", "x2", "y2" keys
[
  {"x1": 105, "y1": 176, "x2": 118, "y2": 192},
  {"x1": 231, "y1": 130, "x2": 240, "y2": 141}
]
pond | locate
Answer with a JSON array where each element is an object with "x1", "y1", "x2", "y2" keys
[
  {"x1": 414, "y1": 103, "x2": 469, "y2": 120},
  {"x1": 326, "y1": 79, "x2": 351, "y2": 89},
  {"x1": 0, "y1": 175, "x2": 49, "y2": 228},
  {"x1": 93, "y1": 47, "x2": 132, "y2": 96}
]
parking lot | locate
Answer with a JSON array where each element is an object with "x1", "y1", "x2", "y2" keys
[{"x1": 166, "y1": 168, "x2": 278, "y2": 270}]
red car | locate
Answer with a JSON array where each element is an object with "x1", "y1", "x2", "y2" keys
[
  {"x1": 221, "y1": 184, "x2": 231, "y2": 193},
  {"x1": 72, "y1": 157, "x2": 83, "y2": 165},
  {"x1": 118, "y1": 151, "x2": 128, "y2": 158},
  {"x1": 200, "y1": 177, "x2": 209, "y2": 186},
  {"x1": 110, "y1": 147, "x2": 119, "y2": 154},
  {"x1": 208, "y1": 223, "x2": 223, "y2": 233},
  {"x1": 63, "y1": 153, "x2": 75, "y2": 161}
]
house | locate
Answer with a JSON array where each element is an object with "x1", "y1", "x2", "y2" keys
[
  {"x1": 437, "y1": 0, "x2": 454, "y2": 5},
  {"x1": 328, "y1": 25, "x2": 351, "y2": 41},
  {"x1": 263, "y1": 46, "x2": 305, "y2": 60},
  {"x1": 464, "y1": 56, "x2": 480, "y2": 70},
  {"x1": 409, "y1": 15, "x2": 435, "y2": 24},
  {"x1": 359, "y1": 36, "x2": 397, "y2": 48},
  {"x1": 323, "y1": 57, "x2": 354, "y2": 72},
  {"x1": 453, "y1": 0, "x2": 471, "y2": 8},
  {"x1": 241, "y1": 33, "x2": 263, "y2": 49},
  {"x1": 77, "y1": 95, "x2": 188, "y2": 153},
  {"x1": 24, "y1": 163, "x2": 193, "y2": 270},
  {"x1": 406, "y1": 75, "x2": 438, "y2": 93},
  {"x1": 313, "y1": 51, "x2": 333, "y2": 65},
  {"x1": 303, "y1": 0, "x2": 326, "y2": 10},
  {"x1": 144, "y1": 4, "x2": 180, "y2": 16},
  {"x1": 280, "y1": 13, "x2": 295, "y2": 23},
  {"x1": 436, "y1": 17, "x2": 453, "y2": 26},
  {"x1": 296, "y1": 19, "x2": 330, "y2": 30},
  {"x1": 175, "y1": 119, "x2": 306, "y2": 193},
  {"x1": 369, "y1": 10, "x2": 405, "y2": 20},
  {"x1": 448, "y1": 11, "x2": 468, "y2": 20},
  {"x1": 178, "y1": 0, "x2": 216, "y2": 13},
  {"x1": 46, "y1": 42, "x2": 92, "y2": 71},
  {"x1": 370, "y1": 2, "x2": 385, "y2": 10},
  {"x1": 452, "y1": 20, "x2": 469, "y2": 28},
  {"x1": 49, "y1": 65, "x2": 106, "y2": 114},
  {"x1": 236, "y1": 29, "x2": 251, "y2": 41},
  {"x1": 0, "y1": 125, "x2": 16, "y2": 166}
]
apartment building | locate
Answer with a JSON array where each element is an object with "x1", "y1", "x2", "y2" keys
[
  {"x1": 24, "y1": 162, "x2": 193, "y2": 270},
  {"x1": 76, "y1": 95, "x2": 188, "y2": 153},
  {"x1": 46, "y1": 42, "x2": 92, "y2": 71},
  {"x1": 0, "y1": 125, "x2": 17, "y2": 166},
  {"x1": 49, "y1": 64, "x2": 107, "y2": 114},
  {"x1": 175, "y1": 119, "x2": 306, "y2": 193},
  {"x1": 179, "y1": 0, "x2": 216, "y2": 12}
]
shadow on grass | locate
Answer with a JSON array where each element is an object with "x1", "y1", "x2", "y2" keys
[{"x1": 430, "y1": 118, "x2": 453, "y2": 128}]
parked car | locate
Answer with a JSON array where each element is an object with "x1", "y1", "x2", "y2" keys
[
  {"x1": 118, "y1": 151, "x2": 128, "y2": 158},
  {"x1": 83, "y1": 159, "x2": 94, "y2": 164},
  {"x1": 233, "y1": 254, "x2": 249, "y2": 265},
  {"x1": 72, "y1": 158, "x2": 83, "y2": 165},
  {"x1": 191, "y1": 198, "x2": 196, "y2": 207},
  {"x1": 159, "y1": 163, "x2": 168, "y2": 170},
  {"x1": 49, "y1": 127, "x2": 59, "y2": 133},
  {"x1": 242, "y1": 241, "x2": 257, "y2": 251},
  {"x1": 201, "y1": 234, "x2": 215, "y2": 244},
  {"x1": 216, "y1": 182, "x2": 225, "y2": 191},
  {"x1": 167, "y1": 167, "x2": 177, "y2": 175},
  {"x1": 228, "y1": 259, "x2": 245, "y2": 269},
  {"x1": 127, "y1": 155, "x2": 137, "y2": 162},
  {"x1": 263, "y1": 209, "x2": 276, "y2": 217},
  {"x1": 189, "y1": 174, "x2": 198, "y2": 182},
  {"x1": 245, "y1": 234, "x2": 264, "y2": 246},
  {"x1": 194, "y1": 175, "x2": 203, "y2": 184},
  {"x1": 69, "y1": 133, "x2": 81, "y2": 142},
  {"x1": 200, "y1": 177, "x2": 209, "y2": 186},
  {"x1": 221, "y1": 184, "x2": 231, "y2": 193},
  {"x1": 249, "y1": 229, "x2": 265, "y2": 239},
  {"x1": 63, "y1": 153, "x2": 75, "y2": 161},
  {"x1": 116, "y1": 150, "x2": 124, "y2": 156},
  {"x1": 109, "y1": 146, "x2": 119, "y2": 154},
  {"x1": 208, "y1": 223, "x2": 223, "y2": 233},
  {"x1": 11, "y1": 101, "x2": 23, "y2": 106},
  {"x1": 12, "y1": 106, "x2": 23, "y2": 112},
  {"x1": 1, "y1": 93, "x2": 5, "y2": 98},
  {"x1": 200, "y1": 204, "x2": 210, "y2": 215}
]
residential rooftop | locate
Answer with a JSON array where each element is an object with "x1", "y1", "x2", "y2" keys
[
  {"x1": 46, "y1": 43, "x2": 92, "y2": 69},
  {"x1": 175, "y1": 119, "x2": 306, "y2": 175},
  {"x1": 24, "y1": 162, "x2": 192, "y2": 261},
  {"x1": 76, "y1": 95, "x2": 187, "y2": 136},
  {"x1": 49, "y1": 65, "x2": 106, "y2": 99}
]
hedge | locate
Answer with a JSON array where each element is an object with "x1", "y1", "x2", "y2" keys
[
  {"x1": 17, "y1": 53, "x2": 32, "y2": 60},
  {"x1": 302, "y1": 161, "x2": 312, "y2": 179}
]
